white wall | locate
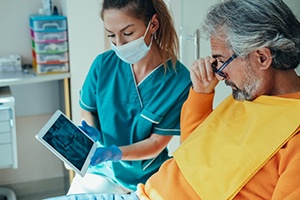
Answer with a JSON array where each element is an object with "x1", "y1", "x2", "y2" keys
[
  {"x1": 60, "y1": 0, "x2": 106, "y2": 126},
  {"x1": 169, "y1": 0, "x2": 232, "y2": 108},
  {"x1": 0, "y1": 0, "x2": 105, "y2": 191},
  {"x1": 0, "y1": 0, "x2": 66, "y2": 186},
  {"x1": 285, "y1": 0, "x2": 300, "y2": 74},
  {"x1": 0, "y1": 0, "x2": 106, "y2": 188}
]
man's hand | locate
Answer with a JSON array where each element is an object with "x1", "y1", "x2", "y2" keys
[{"x1": 190, "y1": 57, "x2": 219, "y2": 94}]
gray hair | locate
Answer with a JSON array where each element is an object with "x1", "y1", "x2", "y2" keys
[{"x1": 202, "y1": 0, "x2": 300, "y2": 70}]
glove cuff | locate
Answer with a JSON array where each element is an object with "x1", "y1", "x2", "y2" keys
[{"x1": 110, "y1": 145, "x2": 122, "y2": 161}]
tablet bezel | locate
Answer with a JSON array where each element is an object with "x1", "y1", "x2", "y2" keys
[{"x1": 35, "y1": 110, "x2": 97, "y2": 177}]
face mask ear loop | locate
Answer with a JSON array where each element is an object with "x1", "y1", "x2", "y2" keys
[
  {"x1": 143, "y1": 20, "x2": 152, "y2": 37},
  {"x1": 144, "y1": 21, "x2": 153, "y2": 47},
  {"x1": 149, "y1": 33, "x2": 154, "y2": 47}
]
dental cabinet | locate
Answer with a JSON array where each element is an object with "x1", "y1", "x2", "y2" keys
[{"x1": 0, "y1": 86, "x2": 17, "y2": 169}]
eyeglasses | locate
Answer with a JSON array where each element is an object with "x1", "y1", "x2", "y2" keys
[{"x1": 211, "y1": 54, "x2": 237, "y2": 78}]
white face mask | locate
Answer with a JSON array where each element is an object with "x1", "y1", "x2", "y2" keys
[{"x1": 110, "y1": 21, "x2": 153, "y2": 64}]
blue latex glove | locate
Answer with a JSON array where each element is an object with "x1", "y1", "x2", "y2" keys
[
  {"x1": 90, "y1": 145, "x2": 122, "y2": 166},
  {"x1": 78, "y1": 120, "x2": 100, "y2": 142},
  {"x1": 78, "y1": 120, "x2": 122, "y2": 165}
]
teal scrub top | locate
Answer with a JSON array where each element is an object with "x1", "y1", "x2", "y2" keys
[{"x1": 79, "y1": 50, "x2": 192, "y2": 190}]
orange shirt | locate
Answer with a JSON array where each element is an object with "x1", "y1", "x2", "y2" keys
[{"x1": 136, "y1": 89, "x2": 300, "y2": 200}]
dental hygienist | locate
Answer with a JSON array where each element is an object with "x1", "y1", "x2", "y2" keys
[{"x1": 67, "y1": 0, "x2": 192, "y2": 195}]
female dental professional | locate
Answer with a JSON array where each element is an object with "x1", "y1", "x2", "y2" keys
[{"x1": 67, "y1": 0, "x2": 192, "y2": 195}]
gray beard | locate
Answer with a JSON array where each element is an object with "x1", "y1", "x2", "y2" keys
[{"x1": 225, "y1": 65, "x2": 262, "y2": 101}]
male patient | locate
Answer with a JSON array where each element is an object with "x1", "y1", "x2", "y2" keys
[{"x1": 48, "y1": 0, "x2": 300, "y2": 199}]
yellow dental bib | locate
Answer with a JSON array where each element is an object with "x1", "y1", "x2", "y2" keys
[{"x1": 173, "y1": 95, "x2": 300, "y2": 200}]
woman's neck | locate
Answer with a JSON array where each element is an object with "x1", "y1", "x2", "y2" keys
[{"x1": 132, "y1": 44, "x2": 163, "y2": 84}]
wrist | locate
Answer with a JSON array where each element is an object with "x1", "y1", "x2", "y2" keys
[{"x1": 110, "y1": 145, "x2": 122, "y2": 161}]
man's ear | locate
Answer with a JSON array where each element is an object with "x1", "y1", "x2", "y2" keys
[{"x1": 254, "y1": 48, "x2": 272, "y2": 70}]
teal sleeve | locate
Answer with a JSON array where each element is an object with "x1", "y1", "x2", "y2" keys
[{"x1": 79, "y1": 55, "x2": 102, "y2": 112}]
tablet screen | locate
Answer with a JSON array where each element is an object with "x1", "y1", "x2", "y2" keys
[{"x1": 36, "y1": 110, "x2": 97, "y2": 176}]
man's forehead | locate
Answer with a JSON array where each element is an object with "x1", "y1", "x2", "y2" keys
[{"x1": 210, "y1": 36, "x2": 230, "y2": 57}]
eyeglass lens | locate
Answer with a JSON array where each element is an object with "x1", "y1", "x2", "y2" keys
[{"x1": 211, "y1": 54, "x2": 237, "y2": 78}]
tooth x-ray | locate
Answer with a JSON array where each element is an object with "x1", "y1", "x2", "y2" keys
[{"x1": 36, "y1": 110, "x2": 97, "y2": 177}]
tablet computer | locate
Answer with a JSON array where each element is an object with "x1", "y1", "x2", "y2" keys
[{"x1": 35, "y1": 110, "x2": 97, "y2": 177}]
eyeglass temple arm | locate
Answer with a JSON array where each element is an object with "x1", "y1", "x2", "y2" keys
[{"x1": 218, "y1": 54, "x2": 237, "y2": 72}]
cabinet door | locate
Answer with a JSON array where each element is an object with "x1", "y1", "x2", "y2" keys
[
  {"x1": 0, "y1": 144, "x2": 13, "y2": 168},
  {"x1": 0, "y1": 108, "x2": 12, "y2": 141},
  {"x1": 0, "y1": 129, "x2": 14, "y2": 168},
  {"x1": 0, "y1": 107, "x2": 15, "y2": 169}
]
